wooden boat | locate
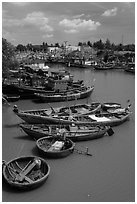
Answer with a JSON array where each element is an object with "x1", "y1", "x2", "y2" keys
[
  {"x1": 3, "y1": 94, "x2": 20, "y2": 102},
  {"x1": 101, "y1": 101, "x2": 132, "y2": 114},
  {"x1": 13, "y1": 103, "x2": 131, "y2": 126},
  {"x1": 36, "y1": 136, "x2": 75, "y2": 158},
  {"x1": 101, "y1": 102, "x2": 121, "y2": 111},
  {"x1": 54, "y1": 102, "x2": 101, "y2": 116},
  {"x1": 2, "y1": 74, "x2": 86, "y2": 99},
  {"x1": 16, "y1": 109, "x2": 131, "y2": 127},
  {"x1": 124, "y1": 67, "x2": 135, "y2": 74},
  {"x1": 13, "y1": 101, "x2": 100, "y2": 124},
  {"x1": 94, "y1": 63, "x2": 114, "y2": 70},
  {"x1": 20, "y1": 123, "x2": 114, "y2": 141},
  {"x1": 2, "y1": 156, "x2": 50, "y2": 190},
  {"x1": 34, "y1": 86, "x2": 94, "y2": 102}
]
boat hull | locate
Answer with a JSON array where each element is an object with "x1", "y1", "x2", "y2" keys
[
  {"x1": 17, "y1": 111, "x2": 130, "y2": 126},
  {"x1": 2, "y1": 156, "x2": 50, "y2": 190},
  {"x1": 3, "y1": 94, "x2": 20, "y2": 102},
  {"x1": 34, "y1": 86, "x2": 94, "y2": 102},
  {"x1": 36, "y1": 137, "x2": 75, "y2": 158},
  {"x1": 20, "y1": 124, "x2": 111, "y2": 141}
]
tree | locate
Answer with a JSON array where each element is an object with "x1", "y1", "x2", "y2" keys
[
  {"x1": 104, "y1": 51, "x2": 109, "y2": 62},
  {"x1": 116, "y1": 43, "x2": 123, "y2": 51},
  {"x1": 55, "y1": 42, "x2": 59, "y2": 47},
  {"x1": 87, "y1": 41, "x2": 92, "y2": 47},
  {"x1": 93, "y1": 39, "x2": 104, "y2": 50},
  {"x1": 16, "y1": 44, "x2": 26, "y2": 52},
  {"x1": 26, "y1": 43, "x2": 33, "y2": 51},
  {"x1": 105, "y1": 38, "x2": 111, "y2": 50},
  {"x1": 78, "y1": 42, "x2": 83, "y2": 46},
  {"x1": 2, "y1": 38, "x2": 19, "y2": 78}
]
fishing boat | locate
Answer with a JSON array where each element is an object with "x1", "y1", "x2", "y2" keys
[
  {"x1": 3, "y1": 94, "x2": 20, "y2": 102},
  {"x1": 36, "y1": 136, "x2": 75, "y2": 158},
  {"x1": 55, "y1": 102, "x2": 101, "y2": 115},
  {"x1": 20, "y1": 123, "x2": 114, "y2": 141},
  {"x1": 13, "y1": 101, "x2": 101, "y2": 124},
  {"x1": 2, "y1": 70, "x2": 85, "y2": 99},
  {"x1": 101, "y1": 102, "x2": 122, "y2": 111},
  {"x1": 2, "y1": 156, "x2": 50, "y2": 190},
  {"x1": 16, "y1": 109, "x2": 130, "y2": 126},
  {"x1": 14, "y1": 102, "x2": 131, "y2": 126},
  {"x1": 94, "y1": 63, "x2": 114, "y2": 70},
  {"x1": 101, "y1": 101, "x2": 132, "y2": 114},
  {"x1": 34, "y1": 86, "x2": 94, "y2": 102},
  {"x1": 124, "y1": 66, "x2": 135, "y2": 74}
]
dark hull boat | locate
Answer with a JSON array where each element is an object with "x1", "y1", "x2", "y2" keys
[
  {"x1": 20, "y1": 123, "x2": 114, "y2": 141},
  {"x1": 124, "y1": 67, "x2": 135, "y2": 74},
  {"x1": 36, "y1": 136, "x2": 75, "y2": 158},
  {"x1": 2, "y1": 156, "x2": 50, "y2": 190},
  {"x1": 2, "y1": 83, "x2": 19, "y2": 95},
  {"x1": 34, "y1": 86, "x2": 94, "y2": 102},
  {"x1": 12, "y1": 84, "x2": 48, "y2": 99},
  {"x1": 3, "y1": 78, "x2": 89, "y2": 100},
  {"x1": 94, "y1": 64, "x2": 114, "y2": 70},
  {"x1": 3, "y1": 83, "x2": 47, "y2": 99},
  {"x1": 13, "y1": 102, "x2": 101, "y2": 123},
  {"x1": 3, "y1": 94, "x2": 20, "y2": 102}
]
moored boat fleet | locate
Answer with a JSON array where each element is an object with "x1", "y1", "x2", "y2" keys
[{"x1": 2, "y1": 68, "x2": 132, "y2": 191}]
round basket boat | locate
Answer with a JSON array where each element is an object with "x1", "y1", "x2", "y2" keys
[
  {"x1": 36, "y1": 136, "x2": 75, "y2": 158},
  {"x1": 2, "y1": 156, "x2": 50, "y2": 190}
]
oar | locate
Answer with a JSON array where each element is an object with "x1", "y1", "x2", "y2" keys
[
  {"x1": 74, "y1": 147, "x2": 92, "y2": 156},
  {"x1": 74, "y1": 142, "x2": 92, "y2": 156}
]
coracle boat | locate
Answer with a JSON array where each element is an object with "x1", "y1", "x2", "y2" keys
[
  {"x1": 34, "y1": 86, "x2": 94, "y2": 102},
  {"x1": 20, "y1": 123, "x2": 114, "y2": 141},
  {"x1": 13, "y1": 102, "x2": 101, "y2": 124},
  {"x1": 36, "y1": 136, "x2": 75, "y2": 158},
  {"x1": 2, "y1": 156, "x2": 50, "y2": 190}
]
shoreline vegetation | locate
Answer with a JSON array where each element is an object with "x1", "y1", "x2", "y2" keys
[{"x1": 2, "y1": 38, "x2": 135, "y2": 78}]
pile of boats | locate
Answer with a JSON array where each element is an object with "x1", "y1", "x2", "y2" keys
[
  {"x1": 2, "y1": 68, "x2": 94, "y2": 102},
  {"x1": 2, "y1": 66, "x2": 132, "y2": 190},
  {"x1": 3, "y1": 100, "x2": 132, "y2": 190}
]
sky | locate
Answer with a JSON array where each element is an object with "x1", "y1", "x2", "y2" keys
[{"x1": 2, "y1": 1, "x2": 135, "y2": 46}]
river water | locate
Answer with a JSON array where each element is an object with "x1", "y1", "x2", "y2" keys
[{"x1": 2, "y1": 64, "x2": 135, "y2": 202}]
